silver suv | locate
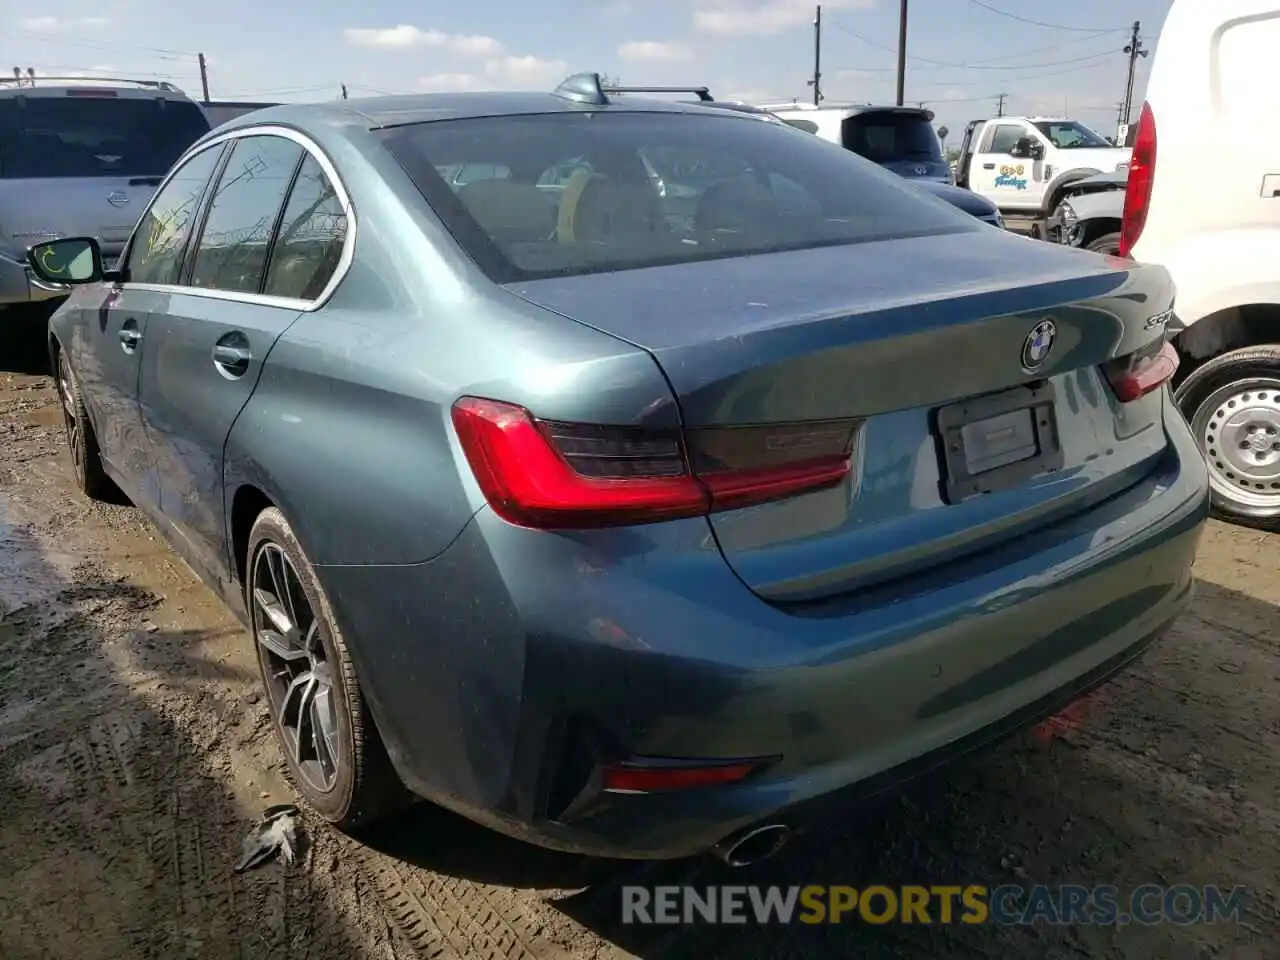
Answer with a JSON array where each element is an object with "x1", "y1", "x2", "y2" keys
[{"x1": 0, "y1": 76, "x2": 211, "y2": 320}]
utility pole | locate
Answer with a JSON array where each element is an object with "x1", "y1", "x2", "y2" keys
[
  {"x1": 341, "y1": 83, "x2": 349, "y2": 100},
  {"x1": 895, "y1": 0, "x2": 908, "y2": 106},
  {"x1": 807, "y1": 5, "x2": 822, "y2": 106},
  {"x1": 197, "y1": 52, "x2": 210, "y2": 103},
  {"x1": 996, "y1": 92, "x2": 1007, "y2": 117},
  {"x1": 1121, "y1": 21, "x2": 1147, "y2": 125}
]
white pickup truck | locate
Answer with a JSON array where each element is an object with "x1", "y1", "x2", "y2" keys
[{"x1": 955, "y1": 116, "x2": 1132, "y2": 223}]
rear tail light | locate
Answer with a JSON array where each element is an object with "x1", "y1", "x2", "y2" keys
[
  {"x1": 450, "y1": 396, "x2": 859, "y2": 529},
  {"x1": 1118, "y1": 101, "x2": 1157, "y2": 258},
  {"x1": 1103, "y1": 338, "x2": 1179, "y2": 403}
]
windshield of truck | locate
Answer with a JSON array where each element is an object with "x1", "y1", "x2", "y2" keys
[
  {"x1": 842, "y1": 112, "x2": 943, "y2": 163},
  {"x1": 1032, "y1": 120, "x2": 1111, "y2": 150},
  {"x1": 0, "y1": 95, "x2": 211, "y2": 178}
]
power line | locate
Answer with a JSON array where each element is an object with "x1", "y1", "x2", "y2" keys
[
  {"x1": 836, "y1": 48, "x2": 1117, "y2": 75},
  {"x1": 966, "y1": 0, "x2": 1115, "y2": 33},
  {"x1": 214, "y1": 84, "x2": 335, "y2": 99},
  {"x1": 14, "y1": 29, "x2": 200, "y2": 61},
  {"x1": 830, "y1": 18, "x2": 1120, "y2": 70},
  {"x1": 16, "y1": 61, "x2": 200, "y2": 80}
]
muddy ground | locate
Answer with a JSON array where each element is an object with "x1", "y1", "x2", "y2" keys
[{"x1": 0, "y1": 321, "x2": 1276, "y2": 960}]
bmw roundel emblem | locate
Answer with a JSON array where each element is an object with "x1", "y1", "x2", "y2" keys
[{"x1": 1021, "y1": 319, "x2": 1057, "y2": 372}]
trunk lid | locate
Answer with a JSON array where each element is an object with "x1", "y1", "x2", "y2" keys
[{"x1": 508, "y1": 230, "x2": 1175, "y2": 602}]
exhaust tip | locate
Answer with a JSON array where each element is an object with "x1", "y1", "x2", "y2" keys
[{"x1": 713, "y1": 823, "x2": 792, "y2": 868}]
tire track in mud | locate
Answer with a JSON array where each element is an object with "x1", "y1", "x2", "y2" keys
[
  {"x1": 0, "y1": 370, "x2": 581, "y2": 960},
  {"x1": 351, "y1": 845, "x2": 570, "y2": 960}
]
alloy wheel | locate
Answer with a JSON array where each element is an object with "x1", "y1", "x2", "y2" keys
[
  {"x1": 57, "y1": 354, "x2": 83, "y2": 469},
  {"x1": 251, "y1": 542, "x2": 342, "y2": 792}
]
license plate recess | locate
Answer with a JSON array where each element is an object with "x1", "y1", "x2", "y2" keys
[{"x1": 937, "y1": 382, "x2": 1062, "y2": 503}]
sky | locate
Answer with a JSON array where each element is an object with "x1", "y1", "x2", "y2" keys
[{"x1": 1, "y1": 0, "x2": 1173, "y2": 142}]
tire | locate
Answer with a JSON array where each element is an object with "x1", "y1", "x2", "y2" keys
[
  {"x1": 245, "y1": 507, "x2": 410, "y2": 828},
  {"x1": 56, "y1": 348, "x2": 122, "y2": 501},
  {"x1": 1174, "y1": 344, "x2": 1280, "y2": 529},
  {"x1": 1085, "y1": 231, "x2": 1122, "y2": 256}
]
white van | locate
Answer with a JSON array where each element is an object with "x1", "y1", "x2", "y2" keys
[{"x1": 1128, "y1": 0, "x2": 1280, "y2": 527}]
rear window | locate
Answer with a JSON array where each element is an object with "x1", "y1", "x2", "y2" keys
[
  {"x1": 0, "y1": 95, "x2": 211, "y2": 179},
  {"x1": 380, "y1": 111, "x2": 974, "y2": 282},
  {"x1": 842, "y1": 112, "x2": 943, "y2": 163}
]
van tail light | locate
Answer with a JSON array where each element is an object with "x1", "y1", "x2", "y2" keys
[
  {"x1": 1118, "y1": 101, "x2": 1157, "y2": 258},
  {"x1": 450, "y1": 397, "x2": 858, "y2": 529},
  {"x1": 1103, "y1": 339, "x2": 1180, "y2": 403}
]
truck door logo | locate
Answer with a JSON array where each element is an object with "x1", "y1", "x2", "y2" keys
[{"x1": 995, "y1": 164, "x2": 1028, "y2": 190}]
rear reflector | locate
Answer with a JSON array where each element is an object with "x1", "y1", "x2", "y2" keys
[
  {"x1": 601, "y1": 760, "x2": 765, "y2": 793},
  {"x1": 1103, "y1": 340, "x2": 1179, "y2": 403},
  {"x1": 451, "y1": 397, "x2": 858, "y2": 529}
]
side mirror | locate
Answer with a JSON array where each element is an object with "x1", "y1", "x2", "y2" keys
[{"x1": 27, "y1": 237, "x2": 105, "y2": 286}]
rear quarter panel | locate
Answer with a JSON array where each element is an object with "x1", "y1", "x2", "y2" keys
[{"x1": 222, "y1": 123, "x2": 680, "y2": 566}]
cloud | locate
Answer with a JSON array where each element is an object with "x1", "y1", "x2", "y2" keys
[
  {"x1": 343, "y1": 25, "x2": 502, "y2": 56},
  {"x1": 486, "y1": 55, "x2": 570, "y2": 86},
  {"x1": 617, "y1": 40, "x2": 693, "y2": 63},
  {"x1": 416, "y1": 55, "x2": 570, "y2": 93},
  {"x1": 694, "y1": 0, "x2": 873, "y2": 37},
  {"x1": 415, "y1": 73, "x2": 483, "y2": 93},
  {"x1": 19, "y1": 15, "x2": 109, "y2": 31}
]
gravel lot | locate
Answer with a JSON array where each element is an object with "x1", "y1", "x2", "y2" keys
[{"x1": 0, "y1": 319, "x2": 1275, "y2": 959}]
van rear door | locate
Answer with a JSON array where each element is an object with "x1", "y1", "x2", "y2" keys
[{"x1": 842, "y1": 108, "x2": 951, "y2": 183}]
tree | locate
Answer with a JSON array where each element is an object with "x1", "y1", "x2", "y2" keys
[{"x1": 937, "y1": 125, "x2": 950, "y2": 149}]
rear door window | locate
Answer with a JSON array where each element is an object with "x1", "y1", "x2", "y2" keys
[
  {"x1": 842, "y1": 113, "x2": 943, "y2": 163},
  {"x1": 187, "y1": 135, "x2": 304, "y2": 294},
  {"x1": 262, "y1": 154, "x2": 349, "y2": 300},
  {"x1": 0, "y1": 95, "x2": 211, "y2": 179}
]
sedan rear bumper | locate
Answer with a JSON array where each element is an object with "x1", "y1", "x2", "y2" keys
[{"x1": 318, "y1": 392, "x2": 1209, "y2": 859}]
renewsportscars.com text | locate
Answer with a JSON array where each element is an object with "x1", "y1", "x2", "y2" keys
[{"x1": 621, "y1": 884, "x2": 1248, "y2": 926}]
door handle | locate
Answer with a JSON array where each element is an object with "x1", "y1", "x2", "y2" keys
[
  {"x1": 212, "y1": 333, "x2": 252, "y2": 379},
  {"x1": 982, "y1": 163, "x2": 996, "y2": 170},
  {"x1": 119, "y1": 319, "x2": 142, "y2": 354}
]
